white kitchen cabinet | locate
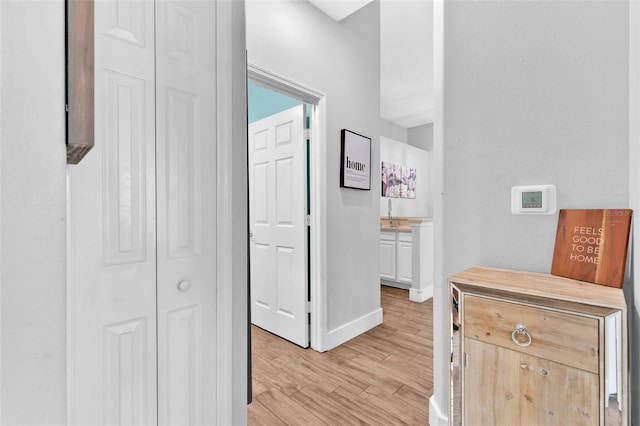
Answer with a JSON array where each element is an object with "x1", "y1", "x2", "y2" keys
[
  {"x1": 379, "y1": 231, "x2": 397, "y2": 281},
  {"x1": 380, "y1": 231, "x2": 411, "y2": 288},
  {"x1": 396, "y1": 232, "x2": 413, "y2": 284}
]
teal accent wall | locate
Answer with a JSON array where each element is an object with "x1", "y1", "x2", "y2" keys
[
  {"x1": 247, "y1": 82, "x2": 304, "y2": 123},
  {"x1": 247, "y1": 81, "x2": 312, "y2": 212}
]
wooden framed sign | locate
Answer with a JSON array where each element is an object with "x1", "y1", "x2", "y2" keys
[
  {"x1": 551, "y1": 209, "x2": 632, "y2": 288},
  {"x1": 340, "y1": 129, "x2": 371, "y2": 190}
]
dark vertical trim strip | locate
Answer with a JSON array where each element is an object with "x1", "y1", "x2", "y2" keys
[
  {"x1": 66, "y1": 0, "x2": 94, "y2": 164},
  {"x1": 246, "y1": 52, "x2": 253, "y2": 404}
]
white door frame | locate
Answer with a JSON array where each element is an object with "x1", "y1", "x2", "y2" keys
[
  {"x1": 431, "y1": 0, "x2": 447, "y2": 424},
  {"x1": 215, "y1": 2, "x2": 248, "y2": 424},
  {"x1": 247, "y1": 63, "x2": 328, "y2": 351},
  {"x1": 629, "y1": 4, "x2": 640, "y2": 424}
]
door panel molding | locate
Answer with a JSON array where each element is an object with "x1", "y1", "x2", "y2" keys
[
  {"x1": 102, "y1": 70, "x2": 147, "y2": 266},
  {"x1": 103, "y1": 318, "x2": 149, "y2": 426},
  {"x1": 164, "y1": 87, "x2": 201, "y2": 259}
]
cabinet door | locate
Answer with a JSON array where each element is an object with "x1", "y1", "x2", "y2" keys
[
  {"x1": 380, "y1": 237, "x2": 397, "y2": 280},
  {"x1": 397, "y1": 237, "x2": 412, "y2": 284},
  {"x1": 464, "y1": 338, "x2": 599, "y2": 426},
  {"x1": 519, "y1": 352, "x2": 599, "y2": 425},
  {"x1": 464, "y1": 338, "x2": 521, "y2": 424}
]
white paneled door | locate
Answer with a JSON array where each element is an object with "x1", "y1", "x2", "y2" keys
[
  {"x1": 155, "y1": 1, "x2": 217, "y2": 424},
  {"x1": 67, "y1": 1, "x2": 217, "y2": 424},
  {"x1": 249, "y1": 105, "x2": 309, "y2": 348}
]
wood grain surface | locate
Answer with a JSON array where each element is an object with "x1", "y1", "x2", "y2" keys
[
  {"x1": 551, "y1": 209, "x2": 632, "y2": 288},
  {"x1": 451, "y1": 267, "x2": 628, "y2": 426},
  {"x1": 248, "y1": 286, "x2": 432, "y2": 425},
  {"x1": 464, "y1": 295, "x2": 599, "y2": 373},
  {"x1": 464, "y1": 338, "x2": 599, "y2": 426},
  {"x1": 450, "y1": 266, "x2": 627, "y2": 310},
  {"x1": 66, "y1": 0, "x2": 95, "y2": 164}
]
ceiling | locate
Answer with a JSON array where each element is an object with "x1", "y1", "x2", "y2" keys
[{"x1": 308, "y1": 0, "x2": 434, "y2": 128}]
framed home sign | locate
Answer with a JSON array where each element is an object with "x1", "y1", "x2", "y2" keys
[{"x1": 340, "y1": 129, "x2": 371, "y2": 190}]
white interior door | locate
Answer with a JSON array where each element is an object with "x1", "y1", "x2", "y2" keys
[
  {"x1": 155, "y1": 1, "x2": 217, "y2": 424},
  {"x1": 68, "y1": 1, "x2": 217, "y2": 424},
  {"x1": 68, "y1": 2, "x2": 157, "y2": 424},
  {"x1": 249, "y1": 105, "x2": 309, "y2": 348}
]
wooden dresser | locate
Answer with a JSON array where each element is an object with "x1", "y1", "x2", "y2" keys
[{"x1": 450, "y1": 267, "x2": 628, "y2": 425}]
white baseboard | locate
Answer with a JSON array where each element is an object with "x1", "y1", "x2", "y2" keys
[
  {"x1": 381, "y1": 279, "x2": 411, "y2": 290},
  {"x1": 429, "y1": 395, "x2": 448, "y2": 426},
  {"x1": 325, "y1": 308, "x2": 383, "y2": 351},
  {"x1": 410, "y1": 285, "x2": 433, "y2": 303}
]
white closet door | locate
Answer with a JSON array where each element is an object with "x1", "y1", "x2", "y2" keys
[
  {"x1": 155, "y1": 1, "x2": 218, "y2": 424},
  {"x1": 68, "y1": 1, "x2": 219, "y2": 425},
  {"x1": 68, "y1": 1, "x2": 158, "y2": 424}
]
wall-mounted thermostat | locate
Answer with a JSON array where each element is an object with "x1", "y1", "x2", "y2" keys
[{"x1": 511, "y1": 184, "x2": 557, "y2": 215}]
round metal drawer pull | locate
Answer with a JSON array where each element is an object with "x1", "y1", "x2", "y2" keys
[{"x1": 511, "y1": 323, "x2": 532, "y2": 347}]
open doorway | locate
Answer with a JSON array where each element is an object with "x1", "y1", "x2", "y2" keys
[
  {"x1": 247, "y1": 64, "x2": 327, "y2": 351},
  {"x1": 248, "y1": 85, "x2": 310, "y2": 348}
]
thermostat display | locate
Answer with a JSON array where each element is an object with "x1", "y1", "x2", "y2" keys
[
  {"x1": 511, "y1": 185, "x2": 557, "y2": 215},
  {"x1": 522, "y1": 191, "x2": 542, "y2": 208}
]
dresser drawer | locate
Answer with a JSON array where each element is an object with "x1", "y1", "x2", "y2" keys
[{"x1": 463, "y1": 295, "x2": 599, "y2": 373}]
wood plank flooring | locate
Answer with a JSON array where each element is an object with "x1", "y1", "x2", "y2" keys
[{"x1": 248, "y1": 285, "x2": 434, "y2": 425}]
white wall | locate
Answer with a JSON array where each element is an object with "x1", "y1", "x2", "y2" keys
[
  {"x1": 380, "y1": 136, "x2": 430, "y2": 218},
  {"x1": 1, "y1": 2, "x2": 67, "y2": 423},
  {"x1": 432, "y1": 1, "x2": 631, "y2": 423},
  {"x1": 380, "y1": 117, "x2": 408, "y2": 144},
  {"x1": 408, "y1": 123, "x2": 433, "y2": 151},
  {"x1": 246, "y1": 0, "x2": 382, "y2": 341}
]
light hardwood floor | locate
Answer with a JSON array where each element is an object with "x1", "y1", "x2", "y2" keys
[{"x1": 248, "y1": 285, "x2": 434, "y2": 425}]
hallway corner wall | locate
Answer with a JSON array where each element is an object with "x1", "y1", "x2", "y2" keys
[
  {"x1": 436, "y1": 0, "x2": 630, "y2": 422},
  {"x1": 247, "y1": 0, "x2": 382, "y2": 346},
  {"x1": 1, "y1": 2, "x2": 67, "y2": 423}
]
